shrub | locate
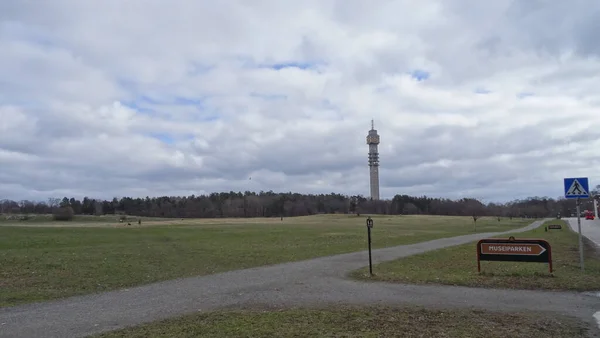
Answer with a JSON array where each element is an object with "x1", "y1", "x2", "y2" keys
[{"x1": 52, "y1": 206, "x2": 74, "y2": 221}]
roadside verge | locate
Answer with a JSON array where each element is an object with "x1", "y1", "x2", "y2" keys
[{"x1": 350, "y1": 219, "x2": 600, "y2": 291}]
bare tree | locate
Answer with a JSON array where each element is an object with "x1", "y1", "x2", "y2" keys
[
  {"x1": 47, "y1": 198, "x2": 61, "y2": 211},
  {"x1": 0, "y1": 191, "x2": 576, "y2": 220}
]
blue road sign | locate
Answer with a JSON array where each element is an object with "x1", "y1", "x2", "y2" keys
[{"x1": 564, "y1": 177, "x2": 590, "y2": 199}]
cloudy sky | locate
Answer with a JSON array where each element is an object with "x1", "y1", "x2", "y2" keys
[{"x1": 1, "y1": 0, "x2": 600, "y2": 203}]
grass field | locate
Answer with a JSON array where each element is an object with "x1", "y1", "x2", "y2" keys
[
  {"x1": 0, "y1": 214, "x2": 175, "y2": 227},
  {"x1": 94, "y1": 305, "x2": 589, "y2": 338},
  {"x1": 351, "y1": 220, "x2": 600, "y2": 291},
  {"x1": 0, "y1": 214, "x2": 530, "y2": 307}
]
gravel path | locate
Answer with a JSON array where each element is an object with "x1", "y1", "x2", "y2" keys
[{"x1": 1, "y1": 219, "x2": 599, "y2": 337}]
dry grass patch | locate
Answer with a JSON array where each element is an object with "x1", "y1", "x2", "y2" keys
[{"x1": 94, "y1": 305, "x2": 591, "y2": 338}]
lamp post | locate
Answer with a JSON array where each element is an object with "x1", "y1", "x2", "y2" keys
[{"x1": 366, "y1": 217, "x2": 374, "y2": 276}]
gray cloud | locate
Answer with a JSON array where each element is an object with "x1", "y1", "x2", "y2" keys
[{"x1": 1, "y1": 0, "x2": 600, "y2": 203}]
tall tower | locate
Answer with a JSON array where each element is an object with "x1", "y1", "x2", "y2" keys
[{"x1": 366, "y1": 120, "x2": 380, "y2": 200}]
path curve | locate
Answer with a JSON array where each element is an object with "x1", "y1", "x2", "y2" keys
[{"x1": 1, "y1": 219, "x2": 599, "y2": 337}]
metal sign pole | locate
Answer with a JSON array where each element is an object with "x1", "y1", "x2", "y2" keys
[
  {"x1": 366, "y1": 217, "x2": 373, "y2": 276},
  {"x1": 563, "y1": 177, "x2": 589, "y2": 272},
  {"x1": 576, "y1": 198, "x2": 584, "y2": 271},
  {"x1": 368, "y1": 226, "x2": 372, "y2": 275}
]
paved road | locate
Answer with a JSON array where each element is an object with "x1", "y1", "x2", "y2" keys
[
  {"x1": 565, "y1": 217, "x2": 600, "y2": 332},
  {"x1": 1, "y1": 219, "x2": 599, "y2": 337},
  {"x1": 566, "y1": 217, "x2": 600, "y2": 248}
]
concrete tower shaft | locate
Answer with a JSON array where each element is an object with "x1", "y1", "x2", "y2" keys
[{"x1": 366, "y1": 120, "x2": 380, "y2": 200}]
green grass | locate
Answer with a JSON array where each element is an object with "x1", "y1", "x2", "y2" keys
[
  {"x1": 351, "y1": 220, "x2": 600, "y2": 291},
  {"x1": 94, "y1": 305, "x2": 590, "y2": 338},
  {"x1": 0, "y1": 213, "x2": 172, "y2": 224},
  {"x1": 0, "y1": 215, "x2": 530, "y2": 307}
]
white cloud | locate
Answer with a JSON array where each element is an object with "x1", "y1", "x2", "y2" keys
[{"x1": 1, "y1": 0, "x2": 600, "y2": 203}]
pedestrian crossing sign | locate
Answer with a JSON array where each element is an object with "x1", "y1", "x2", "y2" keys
[{"x1": 564, "y1": 177, "x2": 589, "y2": 199}]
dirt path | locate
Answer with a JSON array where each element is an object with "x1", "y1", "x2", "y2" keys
[{"x1": 1, "y1": 219, "x2": 599, "y2": 337}]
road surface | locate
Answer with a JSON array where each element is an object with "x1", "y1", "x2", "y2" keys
[
  {"x1": 1, "y1": 219, "x2": 599, "y2": 337},
  {"x1": 566, "y1": 217, "x2": 600, "y2": 332},
  {"x1": 566, "y1": 217, "x2": 600, "y2": 248}
]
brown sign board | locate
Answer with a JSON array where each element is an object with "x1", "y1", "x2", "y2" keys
[
  {"x1": 548, "y1": 224, "x2": 562, "y2": 230},
  {"x1": 480, "y1": 243, "x2": 547, "y2": 256},
  {"x1": 477, "y1": 237, "x2": 552, "y2": 273}
]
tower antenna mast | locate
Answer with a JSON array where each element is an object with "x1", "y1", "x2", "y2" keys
[{"x1": 366, "y1": 120, "x2": 380, "y2": 200}]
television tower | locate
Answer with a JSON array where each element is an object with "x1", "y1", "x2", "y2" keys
[{"x1": 366, "y1": 120, "x2": 380, "y2": 200}]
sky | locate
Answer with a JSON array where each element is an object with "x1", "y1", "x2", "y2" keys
[{"x1": 1, "y1": 0, "x2": 600, "y2": 203}]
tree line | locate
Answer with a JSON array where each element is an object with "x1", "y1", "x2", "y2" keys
[{"x1": 1, "y1": 188, "x2": 598, "y2": 220}]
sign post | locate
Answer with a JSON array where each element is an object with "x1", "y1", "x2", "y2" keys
[
  {"x1": 564, "y1": 177, "x2": 590, "y2": 271},
  {"x1": 366, "y1": 217, "x2": 374, "y2": 276},
  {"x1": 576, "y1": 198, "x2": 584, "y2": 271},
  {"x1": 477, "y1": 236, "x2": 552, "y2": 273}
]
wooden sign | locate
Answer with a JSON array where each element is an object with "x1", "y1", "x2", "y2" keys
[
  {"x1": 480, "y1": 243, "x2": 547, "y2": 255},
  {"x1": 477, "y1": 237, "x2": 552, "y2": 273},
  {"x1": 548, "y1": 224, "x2": 562, "y2": 230}
]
